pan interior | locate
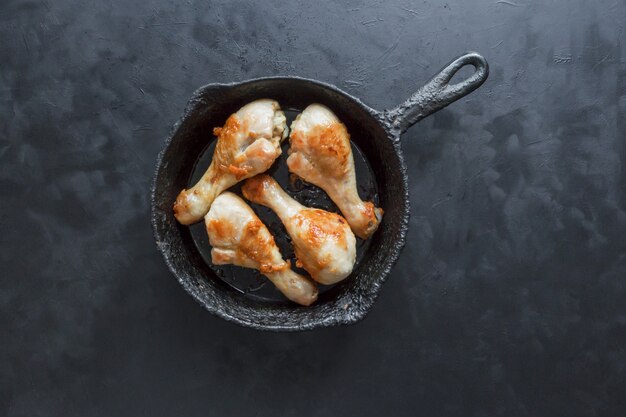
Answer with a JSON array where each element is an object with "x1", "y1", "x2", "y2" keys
[{"x1": 188, "y1": 108, "x2": 380, "y2": 303}]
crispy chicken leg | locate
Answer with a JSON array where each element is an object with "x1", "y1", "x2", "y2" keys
[
  {"x1": 205, "y1": 192, "x2": 318, "y2": 306},
  {"x1": 287, "y1": 104, "x2": 383, "y2": 239},
  {"x1": 242, "y1": 175, "x2": 356, "y2": 285},
  {"x1": 174, "y1": 99, "x2": 288, "y2": 225}
]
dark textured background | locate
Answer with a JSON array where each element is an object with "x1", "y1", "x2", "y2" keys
[{"x1": 1, "y1": 0, "x2": 625, "y2": 415}]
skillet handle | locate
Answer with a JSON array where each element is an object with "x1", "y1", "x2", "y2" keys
[{"x1": 387, "y1": 52, "x2": 488, "y2": 134}]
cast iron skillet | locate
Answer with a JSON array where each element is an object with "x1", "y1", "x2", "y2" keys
[{"x1": 151, "y1": 52, "x2": 489, "y2": 331}]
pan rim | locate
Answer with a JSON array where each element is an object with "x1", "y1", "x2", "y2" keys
[{"x1": 150, "y1": 76, "x2": 410, "y2": 331}]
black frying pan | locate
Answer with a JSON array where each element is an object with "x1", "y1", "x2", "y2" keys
[{"x1": 151, "y1": 52, "x2": 489, "y2": 331}]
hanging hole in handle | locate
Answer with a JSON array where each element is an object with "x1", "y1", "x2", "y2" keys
[{"x1": 449, "y1": 65, "x2": 476, "y2": 86}]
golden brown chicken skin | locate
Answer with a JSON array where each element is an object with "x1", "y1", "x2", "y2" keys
[{"x1": 242, "y1": 174, "x2": 356, "y2": 285}]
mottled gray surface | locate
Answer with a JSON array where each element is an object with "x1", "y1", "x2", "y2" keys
[{"x1": 1, "y1": 0, "x2": 625, "y2": 416}]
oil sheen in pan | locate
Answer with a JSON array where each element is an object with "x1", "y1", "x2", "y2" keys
[{"x1": 188, "y1": 108, "x2": 380, "y2": 303}]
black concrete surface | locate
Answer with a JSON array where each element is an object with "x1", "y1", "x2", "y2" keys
[{"x1": 1, "y1": 0, "x2": 625, "y2": 415}]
